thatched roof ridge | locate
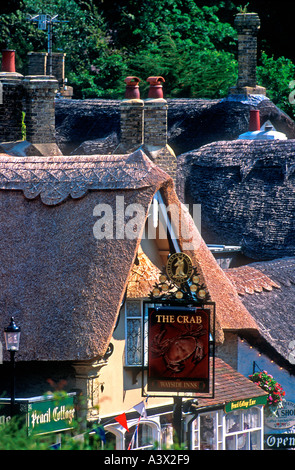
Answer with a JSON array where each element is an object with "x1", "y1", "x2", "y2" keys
[
  {"x1": 225, "y1": 265, "x2": 280, "y2": 295},
  {"x1": 0, "y1": 150, "x2": 164, "y2": 206},
  {"x1": 224, "y1": 257, "x2": 295, "y2": 366},
  {"x1": 177, "y1": 140, "x2": 295, "y2": 260},
  {"x1": 126, "y1": 246, "x2": 161, "y2": 299}
]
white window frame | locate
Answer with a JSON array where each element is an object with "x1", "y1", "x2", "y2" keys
[
  {"x1": 124, "y1": 299, "x2": 144, "y2": 367},
  {"x1": 191, "y1": 406, "x2": 264, "y2": 450},
  {"x1": 104, "y1": 418, "x2": 161, "y2": 450}
]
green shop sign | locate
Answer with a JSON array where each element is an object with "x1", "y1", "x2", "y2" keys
[
  {"x1": 225, "y1": 395, "x2": 267, "y2": 413},
  {"x1": 27, "y1": 396, "x2": 76, "y2": 435},
  {"x1": 0, "y1": 395, "x2": 76, "y2": 436}
]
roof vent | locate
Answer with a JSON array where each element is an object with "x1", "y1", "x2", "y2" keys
[
  {"x1": 238, "y1": 112, "x2": 288, "y2": 140},
  {"x1": 256, "y1": 123, "x2": 287, "y2": 140}
]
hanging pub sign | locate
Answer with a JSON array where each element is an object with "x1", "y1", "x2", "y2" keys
[{"x1": 147, "y1": 306, "x2": 210, "y2": 393}]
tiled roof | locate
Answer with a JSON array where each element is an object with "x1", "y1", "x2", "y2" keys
[
  {"x1": 197, "y1": 358, "x2": 267, "y2": 408},
  {"x1": 225, "y1": 258, "x2": 295, "y2": 365},
  {"x1": 224, "y1": 265, "x2": 280, "y2": 295}
]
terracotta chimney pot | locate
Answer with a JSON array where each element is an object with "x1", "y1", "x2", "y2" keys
[
  {"x1": 1, "y1": 50, "x2": 16, "y2": 73},
  {"x1": 124, "y1": 76, "x2": 141, "y2": 99},
  {"x1": 249, "y1": 109, "x2": 260, "y2": 131},
  {"x1": 147, "y1": 76, "x2": 165, "y2": 98}
]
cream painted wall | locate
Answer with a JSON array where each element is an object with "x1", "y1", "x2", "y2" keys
[{"x1": 98, "y1": 304, "x2": 173, "y2": 419}]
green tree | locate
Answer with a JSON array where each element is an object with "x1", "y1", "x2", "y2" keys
[{"x1": 257, "y1": 51, "x2": 295, "y2": 118}]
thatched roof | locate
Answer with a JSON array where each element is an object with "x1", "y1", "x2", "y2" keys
[
  {"x1": 126, "y1": 246, "x2": 161, "y2": 299},
  {"x1": 0, "y1": 149, "x2": 258, "y2": 362},
  {"x1": 225, "y1": 257, "x2": 295, "y2": 367},
  {"x1": 0, "y1": 150, "x2": 169, "y2": 362},
  {"x1": 177, "y1": 139, "x2": 295, "y2": 260},
  {"x1": 55, "y1": 98, "x2": 295, "y2": 156}
]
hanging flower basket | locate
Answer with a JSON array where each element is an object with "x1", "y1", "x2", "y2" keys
[{"x1": 249, "y1": 370, "x2": 285, "y2": 416}]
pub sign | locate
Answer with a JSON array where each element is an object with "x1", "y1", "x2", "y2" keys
[{"x1": 147, "y1": 306, "x2": 210, "y2": 393}]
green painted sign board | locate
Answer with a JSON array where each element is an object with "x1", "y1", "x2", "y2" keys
[
  {"x1": 224, "y1": 395, "x2": 268, "y2": 413},
  {"x1": 27, "y1": 396, "x2": 76, "y2": 435}
]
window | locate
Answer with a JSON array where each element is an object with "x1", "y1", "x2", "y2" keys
[
  {"x1": 125, "y1": 300, "x2": 158, "y2": 367},
  {"x1": 192, "y1": 410, "x2": 223, "y2": 450},
  {"x1": 191, "y1": 407, "x2": 264, "y2": 450},
  {"x1": 125, "y1": 422, "x2": 158, "y2": 450},
  {"x1": 225, "y1": 407, "x2": 262, "y2": 450},
  {"x1": 105, "y1": 419, "x2": 161, "y2": 450},
  {"x1": 125, "y1": 300, "x2": 143, "y2": 366}
]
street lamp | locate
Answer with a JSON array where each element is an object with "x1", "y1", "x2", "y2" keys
[{"x1": 4, "y1": 317, "x2": 21, "y2": 417}]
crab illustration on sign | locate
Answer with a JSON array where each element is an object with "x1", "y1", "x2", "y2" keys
[{"x1": 151, "y1": 323, "x2": 205, "y2": 373}]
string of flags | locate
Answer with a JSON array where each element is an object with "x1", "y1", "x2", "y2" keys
[{"x1": 91, "y1": 398, "x2": 148, "y2": 447}]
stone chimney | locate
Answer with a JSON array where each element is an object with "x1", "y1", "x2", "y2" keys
[
  {"x1": 27, "y1": 52, "x2": 48, "y2": 75},
  {"x1": 28, "y1": 52, "x2": 73, "y2": 99},
  {"x1": 116, "y1": 75, "x2": 177, "y2": 181},
  {"x1": 143, "y1": 77, "x2": 177, "y2": 182},
  {"x1": 23, "y1": 75, "x2": 59, "y2": 146},
  {"x1": 229, "y1": 12, "x2": 266, "y2": 96},
  {"x1": 115, "y1": 77, "x2": 144, "y2": 153},
  {"x1": 0, "y1": 50, "x2": 24, "y2": 142}
]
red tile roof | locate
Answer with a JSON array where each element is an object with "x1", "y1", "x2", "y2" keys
[{"x1": 197, "y1": 358, "x2": 267, "y2": 409}]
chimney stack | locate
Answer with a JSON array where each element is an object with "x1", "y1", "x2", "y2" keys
[
  {"x1": 143, "y1": 77, "x2": 177, "y2": 182},
  {"x1": 229, "y1": 12, "x2": 266, "y2": 97},
  {"x1": 117, "y1": 75, "x2": 177, "y2": 181},
  {"x1": 23, "y1": 75, "x2": 58, "y2": 145},
  {"x1": 115, "y1": 77, "x2": 144, "y2": 153},
  {"x1": 0, "y1": 50, "x2": 24, "y2": 142}
]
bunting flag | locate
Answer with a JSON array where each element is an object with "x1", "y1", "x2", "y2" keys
[
  {"x1": 133, "y1": 400, "x2": 147, "y2": 418},
  {"x1": 94, "y1": 426, "x2": 106, "y2": 444},
  {"x1": 87, "y1": 397, "x2": 149, "y2": 445},
  {"x1": 115, "y1": 412, "x2": 129, "y2": 432}
]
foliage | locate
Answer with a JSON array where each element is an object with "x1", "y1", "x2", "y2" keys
[
  {"x1": 249, "y1": 370, "x2": 285, "y2": 416},
  {"x1": 1, "y1": 0, "x2": 295, "y2": 113},
  {"x1": 0, "y1": 416, "x2": 108, "y2": 450},
  {"x1": 257, "y1": 51, "x2": 295, "y2": 118}
]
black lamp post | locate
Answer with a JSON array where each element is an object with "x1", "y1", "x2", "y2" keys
[{"x1": 4, "y1": 317, "x2": 21, "y2": 417}]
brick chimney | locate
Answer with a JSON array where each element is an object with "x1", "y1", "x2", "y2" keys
[
  {"x1": 27, "y1": 52, "x2": 73, "y2": 99},
  {"x1": 0, "y1": 50, "x2": 24, "y2": 142},
  {"x1": 143, "y1": 77, "x2": 177, "y2": 182},
  {"x1": 23, "y1": 75, "x2": 59, "y2": 145},
  {"x1": 27, "y1": 52, "x2": 48, "y2": 75},
  {"x1": 229, "y1": 12, "x2": 266, "y2": 96},
  {"x1": 115, "y1": 77, "x2": 144, "y2": 153}
]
